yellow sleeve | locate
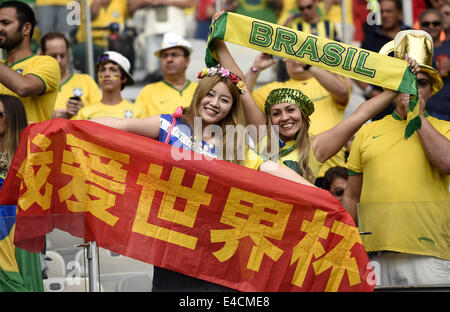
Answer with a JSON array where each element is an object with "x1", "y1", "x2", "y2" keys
[
  {"x1": 346, "y1": 127, "x2": 364, "y2": 175},
  {"x1": 31, "y1": 56, "x2": 60, "y2": 95}
]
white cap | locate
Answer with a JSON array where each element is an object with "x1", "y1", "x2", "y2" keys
[
  {"x1": 154, "y1": 32, "x2": 192, "y2": 58},
  {"x1": 97, "y1": 51, "x2": 135, "y2": 86}
]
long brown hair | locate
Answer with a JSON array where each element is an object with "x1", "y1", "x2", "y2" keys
[
  {"x1": 182, "y1": 74, "x2": 247, "y2": 165},
  {"x1": 0, "y1": 95, "x2": 28, "y2": 169}
]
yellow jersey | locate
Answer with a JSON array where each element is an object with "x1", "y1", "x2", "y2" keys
[
  {"x1": 74, "y1": 99, "x2": 146, "y2": 120},
  {"x1": 0, "y1": 54, "x2": 60, "y2": 123},
  {"x1": 347, "y1": 112, "x2": 450, "y2": 260},
  {"x1": 54, "y1": 73, "x2": 102, "y2": 115},
  {"x1": 135, "y1": 80, "x2": 198, "y2": 117},
  {"x1": 76, "y1": 0, "x2": 129, "y2": 48}
]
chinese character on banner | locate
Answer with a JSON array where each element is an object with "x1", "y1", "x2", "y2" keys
[
  {"x1": 210, "y1": 187, "x2": 292, "y2": 271},
  {"x1": 17, "y1": 134, "x2": 54, "y2": 211},
  {"x1": 312, "y1": 220, "x2": 362, "y2": 292},
  {"x1": 290, "y1": 209, "x2": 330, "y2": 288},
  {"x1": 58, "y1": 134, "x2": 130, "y2": 226},
  {"x1": 132, "y1": 164, "x2": 212, "y2": 250}
]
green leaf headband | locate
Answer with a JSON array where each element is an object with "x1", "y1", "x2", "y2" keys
[{"x1": 264, "y1": 88, "x2": 315, "y2": 116}]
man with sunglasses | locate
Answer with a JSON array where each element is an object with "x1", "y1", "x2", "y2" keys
[
  {"x1": 282, "y1": 0, "x2": 338, "y2": 40},
  {"x1": 343, "y1": 30, "x2": 450, "y2": 287},
  {"x1": 420, "y1": 8, "x2": 450, "y2": 121}
]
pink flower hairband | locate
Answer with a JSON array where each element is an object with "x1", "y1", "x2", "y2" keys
[{"x1": 197, "y1": 66, "x2": 245, "y2": 94}]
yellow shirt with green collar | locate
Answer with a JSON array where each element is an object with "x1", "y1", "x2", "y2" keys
[
  {"x1": 252, "y1": 77, "x2": 349, "y2": 178},
  {"x1": 347, "y1": 112, "x2": 450, "y2": 260},
  {"x1": 73, "y1": 99, "x2": 146, "y2": 120},
  {"x1": 0, "y1": 54, "x2": 60, "y2": 123},
  {"x1": 76, "y1": 0, "x2": 129, "y2": 48},
  {"x1": 54, "y1": 73, "x2": 102, "y2": 115},
  {"x1": 135, "y1": 80, "x2": 198, "y2": 117}
]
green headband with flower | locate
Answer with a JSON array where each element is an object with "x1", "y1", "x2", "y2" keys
[{"x1": 197, "y1": 66, "x2": 245, "y2": 94}]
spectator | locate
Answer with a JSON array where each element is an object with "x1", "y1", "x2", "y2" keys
[
  {"x1": 129, "y1": 0, "x2": 193, "y2": 83},
  {"x1": 34, "y1": 0, "x2": 75, "y2": 37},
  {"x1": 134, "y1": 32, "x2": 198, "y2": 116},
  {"x1": 441, "y1": 0, "x2": 450, "y2": 40},
  {"x1": 194, "y1": 0, "x2": 215, "y2": 41},
  {"x1": 73, "y1": 51, "x2": 145, "y2": 119},
  {"x1": 0, "y1": 1, "x2": 60, "y2": 123},
  {"x1": 323, "y1": 166, "x2": 348, "y2": 202},
  {"x1": 245, "y1": 52, "x2": 352, "y2": 187},
  {"x1": 73, "y1": 0, "x2": 132, "y2": 74},
  {"x1": 0, "y1": 94, "x2": 44, "y2": 291},
  {"x1": 282, "y1": 0, "x2": 338, "y2": 40},
  {"x1": 419, "y1": 9, "x2": 450, "y2": 121},
  {"x1": 355, "y1": 0, "x2": 409, "y2": 121},
  {"x1": 343, "y1": 30, "x2": 450, "y2": 287},
  {"x1": 277, "y1": 0, "x2": 342, "y2": 93},
  {"x1": 40, "y1": 32, "x2": 102, "y2": 119}
]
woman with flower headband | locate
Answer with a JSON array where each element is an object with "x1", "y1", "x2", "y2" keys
[
  {"x1": 92, "y1": 60, "x2": 317, "y2": 291},
  {"x1": 211, "y1": 11, "x2": 421, "y2": 184}
]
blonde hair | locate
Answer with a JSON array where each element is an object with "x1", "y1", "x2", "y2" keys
[{"x1": 182, "y1": 74, "x2": 247, "y2": 165}]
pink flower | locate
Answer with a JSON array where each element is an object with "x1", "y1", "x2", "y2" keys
[
  {"x1": 208, "y1": 67, "x2": 218, "y2": 76},
  {"x1": 220, "y1": 67, "x2": 230, "y2": 77}
]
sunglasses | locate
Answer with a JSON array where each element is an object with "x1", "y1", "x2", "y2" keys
[
  {"x1": 420, "y1": 21, "x2": 441, "y2": 27},
  {"x1": 332, "y1": 189, "x2": 345, "y2": 197},
  {"x1": 417, "y1": 78, "x2": 431, "y2": 88},
  {"x1": 299, "y1": 4, "x2": 314, "y2": 11}
]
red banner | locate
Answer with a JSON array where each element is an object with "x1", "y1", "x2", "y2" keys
[{"x1": 0, "y1": 119, "x2": 375, "y2": 292}]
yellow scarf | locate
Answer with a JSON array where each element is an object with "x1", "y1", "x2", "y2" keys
[{"x1": 206, "y1": 12, "x2": 420, "y2": 138}]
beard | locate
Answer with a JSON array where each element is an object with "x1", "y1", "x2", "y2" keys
[{"x1": 0, "y1": 30, "x2": 24, "y2": 50}]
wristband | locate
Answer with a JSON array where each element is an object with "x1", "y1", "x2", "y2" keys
[{"x1": 250, "y1": 66, "x2": 259, "y2": 73}]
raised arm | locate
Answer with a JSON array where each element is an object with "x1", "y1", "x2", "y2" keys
[
  {"x1": 91, "y1": 115, "x2": 161, "y2": 139},
  {"x1": 311, "y1": 89, "x2": 398, "y2": 162},
  {"x1": 213, "y1": 37, "x2": 267, "y2": 129},
  {"x1": 244, "y1": 52, "x2": 277, "y2": 92},
  {"x1": 0, "y1": 63, "x2": 45, "y2": 97},
  {"x1": 308, "y1": 66, "x2": 351, "y2": 107},
  {"x1": 312, "y1": 56, "x2": 420, "y2": 163}
]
